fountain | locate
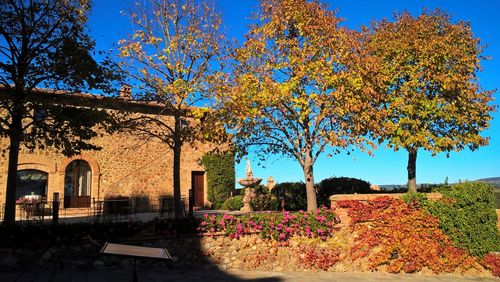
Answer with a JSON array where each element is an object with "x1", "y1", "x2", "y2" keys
[{"x1": 238, "y1": 159, "x2": 262, "y2": 212}]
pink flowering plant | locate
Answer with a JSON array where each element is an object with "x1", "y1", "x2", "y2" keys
[{"x1": 198, "y1": 207, "x2": 340, "y2": 241}]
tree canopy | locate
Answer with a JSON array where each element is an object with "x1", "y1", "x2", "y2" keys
[
  {"x1": 0, "y1": 0, "x2": 119, "y2": 224},
  {"x1": 365, "y1": 10, "x2": 495, "y2": 191},
  {"x1": 218, "y1": 0, "x2": 384, "y2": 210},
  {"x1": 118, "y1": 0, "x2": 228, "y2": 217}
]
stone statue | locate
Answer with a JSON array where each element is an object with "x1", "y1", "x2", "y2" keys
[
  {"x1": 267, "y1": 176, "x2": 275, "y2": 190},
  {"x1": 245, "y1": 159, "x2": 253, "y2": 178}
]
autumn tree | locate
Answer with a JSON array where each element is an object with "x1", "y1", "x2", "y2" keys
[
  {"x1": 218, "y1": 0, "x2": 383, "y2": 211},
  {"x1": 118, "y1": 0, "x2": 227, "y2": 218},
  {"x1": 0, "y1": 0, "x2": 119, "y2": 224},
  {"x1": 365, "y1": 10, "x2": 495, "y2": 192}
]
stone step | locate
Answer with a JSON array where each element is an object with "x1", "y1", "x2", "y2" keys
[{"x1": 61, "y1": 208, "x2": 92, "y2": 217}]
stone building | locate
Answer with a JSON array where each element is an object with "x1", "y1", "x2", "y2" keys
[{"x1": 0, "y1": 90, "x2": 224, "y2": 217}]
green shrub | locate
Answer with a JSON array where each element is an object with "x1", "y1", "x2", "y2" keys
[
  {"x1": 401, "y1": 191, "x2": 428, "y2": 206},
  {"x1": 424, "y1": 182, "x2": 500, "y2": 257},
  {"x1": 202, "y1": 153, "x2": 235, "y2": 209},
  {"x1": 271, "y1": 182, "x2": 307, "y2": 211},
  {"x1": 251, "y1": 185, "x2": 280, "y2": 211},
  {"x1": 221, "y1": 196, "x2": 244, "y2": 211},
  {"x1": 423, "y1": 182, "x2": 452, "y2": 193},
  {"x1": 317, "y1": 177, "x2": 371, "y2": 206}
]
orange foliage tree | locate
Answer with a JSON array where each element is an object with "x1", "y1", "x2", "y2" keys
[
  {"x1": 365, "y1": 10, "x2": 495, "y2": 191},
  {"x1": 118, "y1": 0, "x2": 227, "y2": 218},
  {"x1": 218, "y1": 0, "x2": 383, "y2": 210}
]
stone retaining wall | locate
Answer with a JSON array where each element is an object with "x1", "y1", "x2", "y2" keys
[
  {"x1": 2, "y1": 231, "x2": 494, "y2": 276},
  {"x1": 497, "y1": 209, "x2": 500, "y2": 230},
  {"x1": 0, "y1": 234, "x2": 342, "y2": 272}
]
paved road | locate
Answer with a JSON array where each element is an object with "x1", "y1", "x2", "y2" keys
[{"x1": 1, "y1": 266, "x2": 498, "y2": 282}]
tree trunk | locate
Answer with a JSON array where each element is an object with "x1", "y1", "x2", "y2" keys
[
  {"x1": 3, "y1": 113, "x2": 22, "y2": 225},
  {"x1": 407, "y1": 148, "x2": 417, "y2": 193},
  {"x1": 172, "y1": 116, "x2": 183, "y2": 219},
  {"x1": 302, "y1": 159, "x2": 317, "y2": 211}
]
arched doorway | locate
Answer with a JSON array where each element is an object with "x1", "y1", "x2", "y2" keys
[
  {"x1": 64, "y1": 160, "x2": 92, "y2": 208},
  {"x1": 16, "y1": 170, "x2": 48, "y2": 200}
]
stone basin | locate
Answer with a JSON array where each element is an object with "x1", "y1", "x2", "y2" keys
[{"x1": 238, "y1": 178, "x2": 262, "y2": 188}]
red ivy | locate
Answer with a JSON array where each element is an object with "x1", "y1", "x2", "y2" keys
[
  {"x1": 341, "y1": 197, "x2": 477, "y2": 274},
  {"x1": 482, "y1": 253, "x2": 500, "y2": 277},
  {"x1": 298, "y1": 246, "x2": 340, "y2": 271}
]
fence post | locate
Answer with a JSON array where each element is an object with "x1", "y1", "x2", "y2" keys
[
  {"x1": 189, "y1": 188, "x2": 194, "y2": 216},
  {"x1": 52, "y1": 192, "x2": 59, "y2": 224}
]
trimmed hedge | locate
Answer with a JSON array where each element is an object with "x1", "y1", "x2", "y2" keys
[
  {"x1": 271, "y1": 182, "x2": 307, "y2": 211},
  {"x1": 250, "y1": 185, "x2": 280, "y2": 211},
  {"x1": 412, "y1": 182, "x2": 500, "y2": 257},
  {"x1": 317, "y1": 177, "x2": 371, "y2": 206},
  {"x1": 202, "y1": 153, "x2": 235, "y2": 209}
]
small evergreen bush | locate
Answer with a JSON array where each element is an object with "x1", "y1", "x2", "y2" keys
[
  {"x1": 401, "y1": 191, "x2": 428, "y2": 206},
  {"x1": 221, "y1": 195, "x2": 244, "y2": 211}
]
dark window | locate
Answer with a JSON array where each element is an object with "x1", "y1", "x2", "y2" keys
[{"x1": 16, "y1": 170, "x2": 48, "y2": 199}]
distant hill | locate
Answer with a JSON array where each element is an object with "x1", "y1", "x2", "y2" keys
[
  {"x1": 379, "y1": 177, "x2": 500, "y2": 191},
  {"x1": 378, "y1": 177, "x2": 499, "y2": 208},
  {"x1": 379, "y1": 184, "x2": 429, "y2": 191},
  {"x1": 475, "y1": 177, "x2": 500, "y2": 184},
  {"x1": 473, "y1": 177, "x2": 500, "y2": 189},
  {"x1": 379, "y1": 184, "x2": 405, "y2": 190}
]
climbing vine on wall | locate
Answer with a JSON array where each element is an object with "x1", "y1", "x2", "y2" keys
[{"x1": 202, "y1": 153, "x2": 235, "y2": 209}]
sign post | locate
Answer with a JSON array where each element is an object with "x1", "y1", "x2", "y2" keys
[{"x1": 101, "y1": 242, "x2": 172, "y2": 282}]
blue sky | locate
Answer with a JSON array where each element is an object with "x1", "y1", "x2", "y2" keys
[{"x1": 88, "y1": 0, "x2": 499, "y2": 186}]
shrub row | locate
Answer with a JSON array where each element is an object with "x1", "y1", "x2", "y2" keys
[
  {"x1": 221, "y1": 195, "x2": 244, "y2": 211},
  {"x1": 269, "y1": 177, "x2": 372, "y2": 210},
  {"x1": 198, "y1": 207, "x2": 340, "y2": 241},
  {"x1": 271, "y1": 182, "x2": 307, "y2": 211}
]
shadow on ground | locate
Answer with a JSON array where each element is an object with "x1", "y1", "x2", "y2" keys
[{"x1": 0, "y1": 217, "x2": 282, "y2": 282}]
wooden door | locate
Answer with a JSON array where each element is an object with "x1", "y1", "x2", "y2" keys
[{"x1": 191, "y1": 171, "x2": 205, "y2": 207}]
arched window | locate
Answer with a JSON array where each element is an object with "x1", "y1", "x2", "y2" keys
[
  {"x1": 64, "y1": 160, "x2": 91, "y2": 208},
  {"x1": 16, "y1": 170, "x2": 48, "y2": 200}
]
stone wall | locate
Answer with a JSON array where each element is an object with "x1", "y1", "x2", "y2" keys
[
  {"x1": 0, "y1": 115, "x2": 224, "y2": 216},
  {"x1": 497, "y1": 210, "x2": 500, "y2": 230}
]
